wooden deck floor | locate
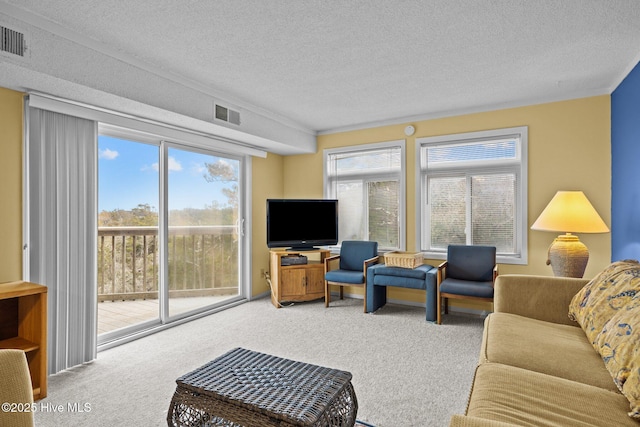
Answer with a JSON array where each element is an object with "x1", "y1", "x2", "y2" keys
[{"x1": 97, "y1": 295, "x2": 237, "y2": 335}]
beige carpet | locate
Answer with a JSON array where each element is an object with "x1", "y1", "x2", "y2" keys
[{"x1": 34, "y1": 297, "x2": 485, "y2": 426}]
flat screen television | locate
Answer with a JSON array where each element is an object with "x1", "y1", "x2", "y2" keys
[{"x1": 266, "y1": 199, "x2": 338, "y2": 250}]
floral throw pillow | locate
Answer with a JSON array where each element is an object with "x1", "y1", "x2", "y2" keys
[
  {"x1": 595, "y1": 296, "x2": 640, "y2": 419},
  {"x1": 568, "y1": 260, "x2": 640, "y2": 345},
  {"x1": 568, "y1": 259, "x2": 640, "y2": 419}
]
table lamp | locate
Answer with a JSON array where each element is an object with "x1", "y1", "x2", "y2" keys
[{"x1": 531, "y1": 191, "x2": 609, "y2": 278}]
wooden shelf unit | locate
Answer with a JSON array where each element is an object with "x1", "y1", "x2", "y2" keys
[
  {"x1": 0, "y1": 281, "x2": 48, "y2": 400},
  {"x1": 269, "y1": 249, "x2": 330, "y2": 308}
]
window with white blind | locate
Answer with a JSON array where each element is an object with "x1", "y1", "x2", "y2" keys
[
  {"x1": 324, "y1": 141, "x2": 405, "y2": 251},
  {"x1": 416, "y1": 127, "x2": 528, "y2": 264}
]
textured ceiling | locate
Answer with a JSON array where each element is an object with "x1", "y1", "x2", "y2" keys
[{"x1": 3, "y1": 0, "x2": 640, "y2": 133}]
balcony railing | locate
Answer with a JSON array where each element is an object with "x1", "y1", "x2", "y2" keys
[{"x1": 98, "y1": 225, "x2": 238, "y2": 302}]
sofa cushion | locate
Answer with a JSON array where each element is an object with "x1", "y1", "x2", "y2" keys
[
  {"x1": 595, "y1": 296, "x2": 640, "y2": 419},
  {"x1": 568, "y1": 259, "x2": 640, "y2": 344},
  {"x1": 0, "y1": 350, "x2": 34, "y2": 427},
  {"x1": 449, "y1": 415, "x2": 521, "y2": 427},
  {"x1": 480, "y1": 312, "x2": 618, "y2": 392},
  {"x1": 465, "y1": 363, "x2": 638, "y2": 427}
]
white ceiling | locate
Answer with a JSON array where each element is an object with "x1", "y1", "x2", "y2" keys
[{"x1": 3, "y1": 0, "x2": 640, "y2": 134}]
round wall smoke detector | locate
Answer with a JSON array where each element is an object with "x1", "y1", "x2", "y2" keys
[{"x1": 404, "y1": 125, "x2": 415, "y2": 136}]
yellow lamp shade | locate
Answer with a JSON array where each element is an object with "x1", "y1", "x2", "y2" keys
[{"x1": 531, "y1": 191, "x2": 609, "y2": 233}]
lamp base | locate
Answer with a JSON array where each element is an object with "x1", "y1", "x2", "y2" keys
[{"x1": 546, "y1": 233, "x2": 589, "y2": 278}]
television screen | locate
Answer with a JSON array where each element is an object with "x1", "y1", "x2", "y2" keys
[{"x1": 266, "y1": 199, "x2": 338, "y2": 250}]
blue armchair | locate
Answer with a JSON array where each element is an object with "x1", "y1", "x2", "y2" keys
[
  {"x1": 324, "y1": 241, "x2": 379, "y2": 312},
  {"x1": 436, "y1": 245, "x2": 498, "y2": 324}
]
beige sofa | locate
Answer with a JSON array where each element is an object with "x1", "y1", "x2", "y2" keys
[
  {"x1": 0, "y1": 349, "x2": 34, "y2": 427},
  {"x1": 450, "y1": 272, "x2": 640, "y2": 427}
]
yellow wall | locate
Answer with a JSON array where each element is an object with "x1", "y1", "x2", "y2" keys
[
  {"x1": 0, "y1": 88, "x2": 23, "y2": 282},
  {"x1": 0, "y1": 86, "x2": 612, "y2": 309},
  {"x1": 251, "y1": 153, "x2": 285, "y2": 296},
  {"x1": 281, "y1": 96, "x2": 611, "y2": 308}
]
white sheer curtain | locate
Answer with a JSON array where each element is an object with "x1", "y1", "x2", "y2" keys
[{"x1": 25, "y1": 103, "x2": 98, "y2": 374}]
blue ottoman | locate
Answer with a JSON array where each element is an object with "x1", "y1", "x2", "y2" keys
[{"x1": 366, "y1": 263, "x2": 437, "y2": 322}]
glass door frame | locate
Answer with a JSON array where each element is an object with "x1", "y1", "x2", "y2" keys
[
  {"x1": 159, "y1": 141, "x2": 247, "y2": 324},
  {"x1": 96, "y1": 130, "x2": 163, "y2": 346},
  {"x1": 97, "y1": 124, "x2": 250, "y2": 349}
]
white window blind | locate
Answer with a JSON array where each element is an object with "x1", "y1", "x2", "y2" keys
[
  {"x1": 417, "y1": 127, "x2": 527, "y2": 264},
  {"x1": 325, "y1": 141, "x2": 405, "y2": 251},
  {"x1": 25, "y1": 104, "x2": 98, "y2": 373}
]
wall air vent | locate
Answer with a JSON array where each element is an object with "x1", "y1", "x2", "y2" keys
[
  {"x1": 1, "y1": 26, "x2": 26, "y2": 57},
  {"x1": 215, "y1": 103, "x2": 241, "y2": 125}
]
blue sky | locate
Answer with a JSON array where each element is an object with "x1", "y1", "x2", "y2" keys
[{"x1": 98, "y1": 136, "x2": 236, "y2": 212}]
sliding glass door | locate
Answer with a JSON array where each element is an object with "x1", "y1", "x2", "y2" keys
[
  {"x1": 98, "y1": 130, "x2": 245, "y2": 344},
  {"x1": 165, "y1": 145, "x2": 242, "y2": 318},
  {"x1": 97, "y1": 136, "x2": 160, "y2": 335}
]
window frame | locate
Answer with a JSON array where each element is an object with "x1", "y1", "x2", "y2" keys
[
  {"x1": 415, "y1": 127, "x2": 528, "y2": 265},
  {"x1": 324, "y1": 140, "x2": 406, "y2": 251}
]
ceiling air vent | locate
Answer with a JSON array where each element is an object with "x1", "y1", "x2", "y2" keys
[
  {"x1": 215, "y1": 104, "x2": 241, "y2": 125},
  {"x1": 1, "y1": 26, "x2": 26, "y2": 57}
]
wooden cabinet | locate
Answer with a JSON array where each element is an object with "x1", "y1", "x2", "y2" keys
[
  {"x1": 0, "y1": 281, "x2": 47, "y2": 400},
  {"x1": 269, "y1": 249, "x2": 330, "y2": 308}
]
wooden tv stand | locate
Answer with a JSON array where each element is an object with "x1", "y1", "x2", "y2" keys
[
  {"x1": 269, "y1": 249, "x2": 330, "y2": 308},
  {"x1": 0, "y1": 281, "x2": 47, "y2": 400}
]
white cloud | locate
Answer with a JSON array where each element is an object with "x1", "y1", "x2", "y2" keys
[
  {"x1": 168, "y1": 157, "x2": 182, "y2": 172},
  {"x1": 150, "y1": 156, "x2": 182, "y2": 172},
  {"x1": 99, "y1": 148, "x2": 119, "y2": 160}
]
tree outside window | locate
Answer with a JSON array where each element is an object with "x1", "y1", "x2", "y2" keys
[
  {"x1": 325, "y1": 141, "x2": 405, "y2": 251},
  {"x1": 418, "y1": 127, "x2": 527, "y2": 264}
]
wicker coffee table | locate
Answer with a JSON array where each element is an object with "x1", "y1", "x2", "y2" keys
[{"x1": 167, "y1": 347, "x2": 358, "y2": 427}]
